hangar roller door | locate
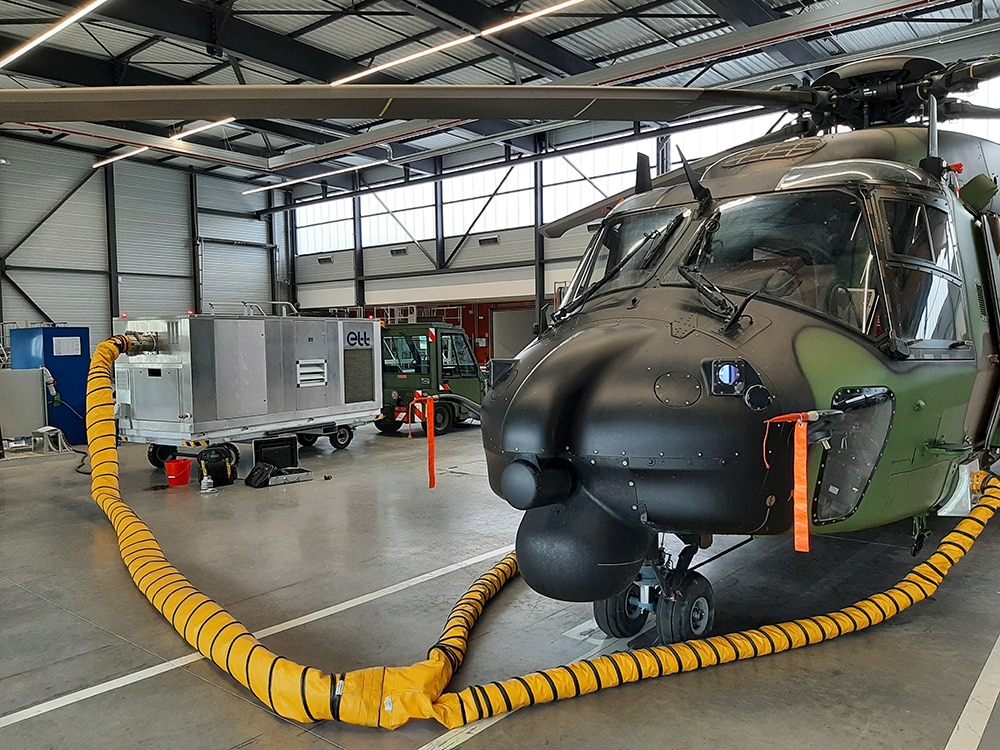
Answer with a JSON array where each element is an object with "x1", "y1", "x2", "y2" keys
[{"x1": 201, "y1": 243, "x2": 272, "y2": 312}]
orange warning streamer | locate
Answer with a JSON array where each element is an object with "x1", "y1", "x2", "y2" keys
[
  {"x1": 411, "y1": 395, "x2": 436, "y2": 489},
  {"x1": 763, "y1": 412, "x2": 813, "y2": 553}
]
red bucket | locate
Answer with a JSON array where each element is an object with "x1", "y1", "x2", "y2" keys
[{"x1": 165, "y1": 459, "x2": 193, "y2": 487}]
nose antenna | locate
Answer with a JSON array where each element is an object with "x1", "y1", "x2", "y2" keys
[{"x1": 676, "y1": 147, "x2": 713, "y2": 213}]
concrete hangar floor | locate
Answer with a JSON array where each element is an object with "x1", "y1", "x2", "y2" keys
[{"x1": 2, "y1": 424, "x2": 1000, "y2": 750}]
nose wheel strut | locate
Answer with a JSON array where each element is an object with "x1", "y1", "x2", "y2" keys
[{"x1": 592, "y1": 534, "x2": 722, "y2": 644}]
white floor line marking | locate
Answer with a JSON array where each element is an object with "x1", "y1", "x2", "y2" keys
[
  {"x1": 0, "y1": 544, "x2": 514, "y2": 731},
  {"x1": 945, "y1": 629, "x2": 1000, "y2": 750},
  {"x1": 417, "y1": 622, "x2": 638, "y2": 750}
]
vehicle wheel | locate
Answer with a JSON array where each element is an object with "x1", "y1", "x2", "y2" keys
[
  {"x1": 655, "y1": 572, "x2": 714, "y2": 644},
  {"x1": 593, "y1": 582, "x2": 650, "y2": 638},
  {"x1": 422, "y1": 403, "x2": 454, "y2": 435},
  {"x1": 374, "y1": 417, "x2": 402, "y2": 434},
  {"x1": 147, "y1": 443, "x2": 177, "y2": 469},
  {"x1": 331, "y1": 425, "x2": 354, "y2": 450},
  {"x1": 297, "y1": 433, "x2": 319, "y2": 447}
]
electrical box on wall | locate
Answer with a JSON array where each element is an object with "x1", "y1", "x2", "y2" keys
[{"x1": 10, "y1": 327, "x2": 90, "y2": 445}]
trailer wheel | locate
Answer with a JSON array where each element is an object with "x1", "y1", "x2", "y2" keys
[
  {"x1": 331, "y1": 426, "x2": 354, "y2": 450},
  {"x1": 147, "y1": 443, "x2": 177, "y2": 469},
  {"x1": 296, "y1": 433, "x2": 319, "y2": 447}
]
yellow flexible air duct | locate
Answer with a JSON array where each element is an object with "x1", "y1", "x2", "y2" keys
[{"x1": 89, "y1": 336, "x2": 1000, "y2": 730}]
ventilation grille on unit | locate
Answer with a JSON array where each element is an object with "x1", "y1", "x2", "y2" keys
[
  {"x1": 390, "y1": 247, "x2": 408, "y2": 256},
  {"x1": 296, "y1": 359, "x2": 328, "y2": 388},
  {"x1": 977, "y1": 281, "x2": 989, "y2": 321}
]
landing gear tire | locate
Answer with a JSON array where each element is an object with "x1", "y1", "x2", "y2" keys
[
  {"x1": 296, "y1": 433, "x2": 319, "y2": 447},
  {"x1": 422, "y1": 403, "x2": 454, "y2": 435},
  {"x1": 655, "y1": 571, "x2": 714, "y2": 644},
  {"x1": 147, "y1": 443, "x2": 177, "y2": 469},
  {"x1": 331, "y1": 425, "x2": 354, "y2": 450},
  {"x1": 594, "y1": 582, "x2": 650, "y2": 638},
  {"x1": 374, "y1": 417, "x2": 402, "y2": 434}
]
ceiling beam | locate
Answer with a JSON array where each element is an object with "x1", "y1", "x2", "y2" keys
[
  {"x1": 383, "y1": 0, "x2": 596, "y2": 78},
  {"x1": 26, "y1": 0, "x2": 400, "y2": 84},
  {"x1": 0, "y1": 32, "x2": 431, "y2": 171},
  {"x1": 699, "y1": 0, "x2": 826, "y2": 79},
  {"x1": 558, "y1": 0, "x2": 962, "y2": 86}
]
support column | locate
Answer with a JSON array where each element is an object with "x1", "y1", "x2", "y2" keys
[
  {"x1": 352, "y1": 184, "x2": 365, "y2": 308},
  {"x1": 189, "y1": 173, "x2": 202, "y2": 313},
  {"x1": 104, "y1": 163, "x2": 120, "y2": 318},
  {"x1": 533, "y1": 135, "x2": 546, "y2": 334}
]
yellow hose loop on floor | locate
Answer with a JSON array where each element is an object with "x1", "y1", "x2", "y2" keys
[
  {"x1": 88, "y1": 339, "x2": 339, "y2": 722},
  {"x1": 88, "y1": 337, "x2": 1000, "y2": 731},
  {"x1": 428, "y1": 481, "x2": 1000, "y2": 728},
  {"x1": 337, "y1": 553, "x2": 518, "y2": 729},
  {"x1": 87, "y1": 338, "x2": 516, "y2": 728}
]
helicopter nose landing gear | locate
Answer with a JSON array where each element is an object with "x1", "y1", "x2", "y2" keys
[{"x1": 592, "y1": 535, "x2": 718, "y2": 644}]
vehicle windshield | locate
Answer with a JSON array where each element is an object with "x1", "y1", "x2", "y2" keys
[
  {"x1": 382, "y1": 334, "x2": 430, "y2": 374},
  {"x1": 559, "y1": 207, "x2": 687, "y2": 314},
  {"x1": 668, "y1": 190, "x2": 882, "y2": 334}
]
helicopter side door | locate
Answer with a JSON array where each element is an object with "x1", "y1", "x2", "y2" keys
[
  {"x1": 871, "y1": 191, "x2": 979, "y2": 516},
  {"x1": 971, "y1": 211, "x2": 1000, "y2": 449}
]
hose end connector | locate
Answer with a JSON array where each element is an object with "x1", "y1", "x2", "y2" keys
[{"x1": 121, "y1": 331, "x2": 157, "y2": 355}]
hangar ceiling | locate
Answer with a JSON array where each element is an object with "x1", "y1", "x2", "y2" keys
[{"x1": 1, "y1": 0, "x2": 999, "y2": 195}]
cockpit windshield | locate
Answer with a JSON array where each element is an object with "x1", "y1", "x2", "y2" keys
[
  {"x1": 558, "y1": 207, "x2": 687, "y2": 316},
  {"x1": 668, "y1": 190, "x2": 882, "y2": 334}
]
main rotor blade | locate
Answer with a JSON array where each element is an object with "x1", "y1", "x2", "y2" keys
[
  {"x1": 941, "y1": 100, "x2": 1000, "y2": 120},
  {"x1": 0, "y1": 84, "x2": 816, "y2": 124}
]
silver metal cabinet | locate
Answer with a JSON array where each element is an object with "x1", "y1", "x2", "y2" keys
[{"x1": 113, "y1": 315, "x2": 381, "y2": 447}]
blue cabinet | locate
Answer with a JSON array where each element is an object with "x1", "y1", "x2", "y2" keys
[{"x1": 11, "y1": 327, "x2": 91, "y2": 445}]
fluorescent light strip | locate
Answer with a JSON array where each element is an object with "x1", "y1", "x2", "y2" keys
[
  {"x1": 168, "y1": 116, "x2": 236, "y2": 140},
  {"x1": 242, "y1": 159, "x2": 391, "y2": 195},
  {"x1": 92, "y1": 118, "x2": 236, "y2": 169},
  {"x1": 0, "y1": 0, "x2": 111, "y2": 70},
  {"x1": 329, "y1": 0, "x2": 591, "y2": 86},
  {"x1": 92, "y1": 146, "x2": 150, "y2": 168},
  {"x1": 251, "y1": 0, "x2": 593, "y2": 190}
]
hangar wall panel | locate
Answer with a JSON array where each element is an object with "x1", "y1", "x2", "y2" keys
[
  {"x1": 366, "y1": 267, "x2": 535, "y2": 305},
  {"x1": 0, "y1": 138, "x2": 109, "y2": 344},
  {"x1": 1, "y1": 279, "x2": 43, "y2": 327},
  {"x1": 118, "y1": 276, "x2": 194, "y2": 318},
  {"x1": 296, "y1": 251, "x2": 355, "y2": 283},
  {"x1": 198, "y1": 212, "x2": 269, "y2": 245},
  {"x1": 5, "y1": 269, "x2": 111, "y2": 344},
  {"x1": 197, "y1": 175, "x2": 266, "y2": 214},
  {"x1": 363, "y1": 243, "x2": 436, "y2": 277},
  {"x1": 445, "y1": 228, "x2": 535, "y2": 269},
  {"x1": 201, "y1": 243, "x2": 271, "y2": 312},
  {"x1": 297, "y1": 280, "x2": 356, "y2": 309},
  {"x1": 0, "y1": 138, "x2": 100, "y2": 252},
  {"x1": 115, "y1": 162, "x2": 192, "y2": 277}
]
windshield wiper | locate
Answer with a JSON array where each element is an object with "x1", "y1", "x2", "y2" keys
[
  {"x1": 678, "y1": 265, "x2": 736, "y2": 319},
  {"x1": 555, "y1": 216, "x2": 683, "y2": 321}
]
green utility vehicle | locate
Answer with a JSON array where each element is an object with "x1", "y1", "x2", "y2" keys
[{"x1": 375, "y1": 322, "x2": 484, "y2": 435}]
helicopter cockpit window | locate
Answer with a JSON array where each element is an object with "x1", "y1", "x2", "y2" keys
[
  {"x1": 558, "y1": 208, "x2": 686, "y2": 314},
  {"x1": 669, "y1": 191, "x2": 883, "y2": 335},
  {"x1": 881, "y1": 200, "x2": 970, "y2": 353}
]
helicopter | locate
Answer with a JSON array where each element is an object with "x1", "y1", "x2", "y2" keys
[
  {"x1": 5, "y1": 53, "x2": 1000, "y2": 648},
  {"x1": 481, "y1": 54, "x2": 1000, "y2": 646}
]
